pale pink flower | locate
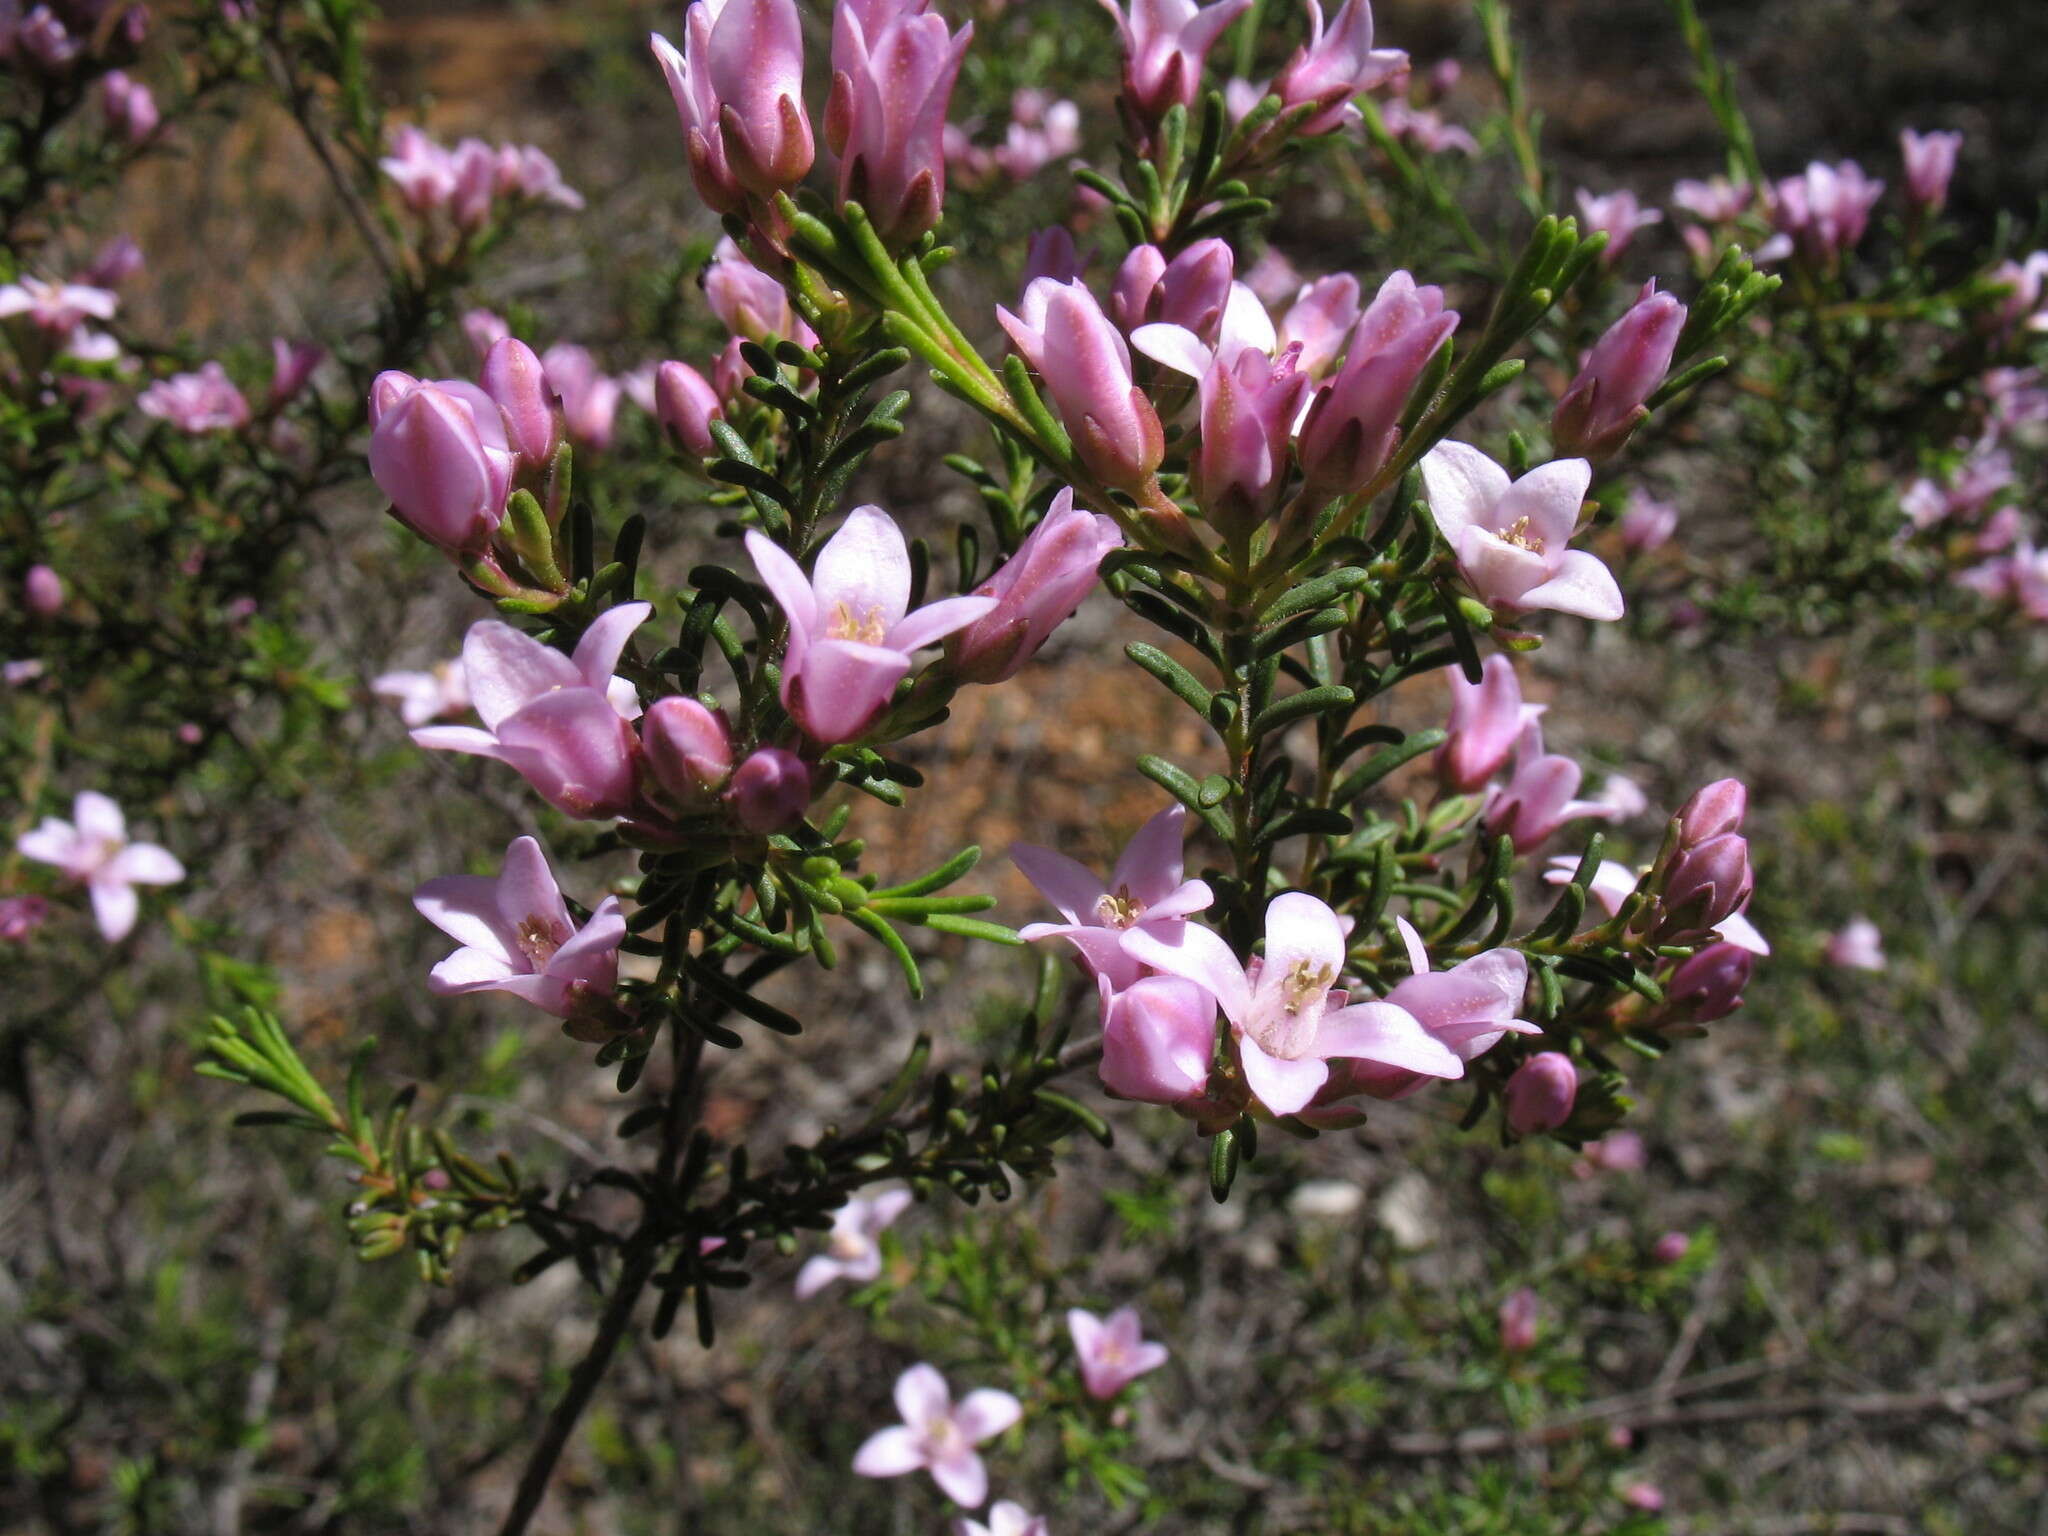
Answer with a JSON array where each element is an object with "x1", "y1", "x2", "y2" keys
[
  {"x1": 956, "y1": 1502, "x2": 1049, "y2": 1536},
  {"x1": 541, "y1": 343, "x2": 623, "y2": 452},
  {"x1": 379, "y1": 125, "x2": 458, "y2": 212},
  {"x1": 1297, "y1": 270, "x2": 1459, "y2": 497},
  {"x1": 1824, "y1": 916, "x2": 1885, "y2": 972},
  {"x1": 17, "y1": 790, "x2": 184, "y2": 942},
  {"x1": 852, "y1": 1364, "x2": 1023, "y2": 1509},
  {"x1": 827, "y1": 0, "x2": 973, "y2": 244},
  {"x1": 100, "y1": 69, "x2": 159, "y2": 143},
  {"x1": 1900, "y1": 128, "x2": 1961, "y2": 214},
  {"x1": 1620, "y1": 488, "x2": 1679, "y2": 553},
  {"x1": 1379, "y1": 100, "x2": 1478, "y2": 155},
  {"x1": 414, "y1": 835, "x2": 625, "y2": 1023},
  {"x1": 1578, "y1": 1130, "x2": 1646, "y2": 1173},
  {"x1": 1670, "y1": 175, "x2": 1751, "y2": 223},
  {"x1": 1621, "y1": 1482, "x2": 1665, "y2": 1513},
  {"x1": 24, "y1": 563, "x2": 63, "y2": 616},
  {"x1": 1095, "y1": 973, "x2": 1216, "y2": 1105},
  {"x1": 1067, "y1": 1306, "x2": 1169, "y2": 1399},
  {"x1": 1483, "y1": 721, "x2": 1617, "y2": 850},
  {"x1": 267, "y1": 338, "x2": 325, "y2": 408},
  {"x1": 1278, "y1": 273, "x2": 1361, "y2": 378},
  {"x1": 1012, "y1": 804, "x2": 1214, "y2": 992},
  {"x1": 1651, "y1": 1231, "x2": 1690, "y2": 1265},
  {"x1": 1552, "y1": 281, "x2": 1687, "y2": 462},
  {"x1": 1435, "y1": 653, "x2": 1544, "y2": 793},
  {"x1": 745, "y1": 507, "x2": 994, "y2": 744},
  {"x1": 703, "y1": 238, "x2": 820, "y2": 349},
  {"x1": 1001, "y1": 278, "x2": 1166, "y2": 492},
  {"x1": 372, "y1": 662, "x2": 471, "y2": 727},
  {"x1": 1574, "y1": 189, "x2": 1662, "y2": 264},
  {"x1": 795, "y1": 1187, "x2": 914, "y2": 1298},
  {"x1": 1419, "y1": 441, "x2": 1623, "y2": 621},
  {"x1": 463, "y1": 309, "x2": 512, "y2": 359},
  {"x1": 1269, "y1": 0, "x2": 1407, "y2": 137},
  {"x1": 0, "y1": 274, "x2": 117, "y2": 336},
  {"x1": 949, "y1": 488, "x2": 1123, "y2": 683},
  {"x1": 412, "y1": 605, "x2": 649, "y2": 819},
  {"x1": 1124, "y1": 892, "x2": 1461, "y2": 1116},
  {"x1": 1767, "y1": 161, "x2": 1884, "y2": 267},
  {"x1": 652, "y1": 0, "x2": 813, "y2": 213},
  {"x1": 137, "y1": 362, "x2": 251, "y2": 434}
]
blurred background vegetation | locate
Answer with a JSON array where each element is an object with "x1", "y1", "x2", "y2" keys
[{"x1": 3, "y1": 1, "x2": 2045, "y2": 1532}]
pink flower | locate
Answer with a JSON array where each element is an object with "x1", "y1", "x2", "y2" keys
[
  {"x1": 794, "y1": 1186, "x2": 913, "y2": 1297},
  {"x1": 372, "y1": 662, "x2": 471, "y2": 727},
  {"x1": 0, "y1": 275, "x2": 117, "y2": 336},
  {"x1": 956, "y1": 1502, "x2": 1049, "y2": 1536},
  {"x1": 100, "y1": 69, "x2": 159, "y2": 143},
  {"x1": 1483, "y1": 722, "x2": 1616, "y2": 851},
  {"x1": 1419, "y1": 441, "x2": 1623, "y2": 620},
  {"x1": 852, "y1": 1364, "x2": 1023, "y2": 1509},
  {"x1": 652, "y1": 0, "x2": 813, "y2": 214},
  {"x1": 1620, "y1": 488, "x2": 1679, "y2": 553},
  {"x1": 949, "y1": 489, "x2": 1123, "y2": 683},
  {"x1": 1435, "y1": 653, "x2": 1544, "y2": 793},
  {"x1": 379, "y1": 125, "x2": 458, "y2": 212},
  {"x1": 1579, "y1": 1129, "x2": 1645, "y2": 1173},
  {"x1": 827, "y1": 0, "x2": 973, "y2": 244},
  {"x1": 1022, "y1": 226, "x2": 1090, "y2": 288},
  {"x1": 1900, "y1": 128, "x2": 1961, "y2": 214},
  {"x1": 0, "y1": 895, "x2": 49, "y2": 941},
  {"x1": 17, "y1": 791, "x2": 184, "y2": 942},
  {"x1": 1096, "y1": 974, "x2": 1216, "y2": 1105},
  {"x1": 1316, "y1": 917, "x2": 1537, "y2": 1114},
  {"x1": 1670, "y1": 175, "x2": 1751, "y2": 223},
  {"x1": 1574, "y1": 189, "x2": 1662, "y2": 264},
  {"x1": 463, "y1": 309, "x2": 512, "y2": 359},
  {"x1": 1097, "y1": 0, "x2": 1254, "y2": 127},
  {"x1": 414, "y1": 835, "x2": 626, "y2": 1025},
  {"x1": 1124, "y1": 892, "x2": 1462, "y2": 1117},
  {"x1": 82, "y1": 235, "x2": 145, "y2": 289},
  {"x1": 541, "y1": 344, "x2": 623, "y2": 452},
  {"x1": 1768, "y1": 161, "x2": 1884, "y2": 267},
  {"x1": 656, "y1": 360, "x2": 724, "y2": 456},
  {"x1": 267, "y1": 338, "x2": 325, "y2": 409},
  {"x1": 992, "y1": 92, "x2": 1081, "y2": 179},
  {"x1": 24, "y1": 564, "x2": 63, "y2": 617},
  {"x1": 641, "y1": 696, "x2": 735, "y2": 804},
  {"x1": 746, "y1": 506, "x2": 994, "y2": 744},
  {"x1": 1068, "y1": 1306, "x2": 1169, "y2": 1399},
  {"x1": 1498, "y1": 1286, "x2": 1539, "y2": 1351},
  {"x1": 1621, "y1": 1482, "x2": 1665, "y2": 1513},
  {"x1": 1379, "y1": 100, "x2": 1478, "y2": 156},
  {"x1": 1109, "y1": 239, "x2": 1234, "y2": 340},
  {"x1": 1000, "y1": 280, "x2": 1166, "y2": 492},
  {"x1": 1503, "y1": 1051, "x2": 1576, "y2": 1133},
  {"x1": 1296, "y1": 271, "x2": 1459, "y2": 497},
  {"x1": 1651, "y1": 1231, "x2": 1690, "y2": 1265},
  {"x1": 1278, "y1": 273, "x2": 1361, "y2": 378},
  {"x1": 412, "y1": 605, "x2": 649, "y2": 819},
  {"x1": 1552, "y1": 281, "x2": 1687, "y2": 462},
  {"x1": 1011, "y1": 803, "x2": 1214, "y2": 993},
  {"x1": 1270, "y1": 0, "x2": 1407, "y2": 137},
  {"x1": 725, "y1": 746, "x2": 814, "y2": 831},
  {"x1": 137, "y1": 362, "x2": 251, "y2": 434},
  {"x1": 703, "y1": 238, "x2": 820, "y2": 349},
  {"x1": 1824, "y1": 916, "x2": 1885, "y2": 972},
  {"x1": 367, "y1": 374, "x2": 514, "y2": 554}
]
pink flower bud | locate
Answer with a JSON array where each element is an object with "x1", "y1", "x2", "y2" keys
[
  {"x1": 1674, "y1": 777, "x2": 1746, "y2": 844},
  {"x1": 366, "y1": 380, "x2": 513, "y2": 555},
  {"x1": 1270, "y1": 0, "x2": 1408, "y2": 138},
  {"x1": 1651, "y1": 1231, "x2": 1689, "y2": 1265},
  {"x1": 1436, "y1": 654, "x2": 1541, "y2": 792},
  {"x1": 827, "y1": 3, "x2": 973, "y2": 245},
  {"x1": 1621, "y1": 1483, "x2": 1665, "y2": 1513},
  {"x1": 463, "y1": 309, "x2": 511, "y2": 359},
  {"x1": 1279, "y1": 273, "x2": 1362, "y2": 377},
  {"x1": 949, "y1": 489, "x2": 1123, "y2": 683},
  {"x1": 83, "y1": 235, "x2": 145, "y2": 288},
  {"x1": 267, "y1": 338, "x2": 325, "y2": 410},
  {"x1": 642, "y1": 697, "x2": 735, "y2": 803},
  {"x1": 703, "y1": 240, "x2": 818, "y2": 350},
  {"x1": 1000, "y1": 281, "x2": 1163, "y2": 492},
  {"x1": 1823, "y1": 916, "x2": 1885, "y2": 972},
  {"x1": 1552, "y1": 283, "x2": 1686, "y2": 462},
  {"x1": 1194, "y1": 342, "x2": 1312, "y2": 539},
  {"x1": 1111, "y1": 239, "x2": 1234, "y2": 339},
  {"x1": 726, "y1": 747, "x2": 813, "y2": 832},
  {"x1": 1099, "y1": 974, "x2": 1216, "y2": 1105},
  {"x1": 656, "y1": 361, "x2": 724, "y2": 457},
  {"x1": 1574, "y1": 188, "x2": 1662, "y2": 264},
  {"x1": 1298, "y1": 270, "x2": 1458, "y2": 497},
  {"x1": 0, "y1": 895, "x2": 49, "y2": 941},
  {"x1": 1900, "y1": 129, "x2": 1961, "y2": 215},
  {"x1": 100, "y1": 70, "x2": 159, "y2": 144},
  {"x1": 1022, "y1": 226, "x2": 1088, "y2": 288},
  {"x1": 1498, "y1": 1286, "x2": 1539, "y2": 1352},
  {"x1": 1665, "y1": 940, "x2": 1752, "y2": 1022},
  {"x1": 1504, "y1": 1051, "x2": 1577, "y2": 1134},
  {"x1": 1098, "y1": 0, "x2": 1252, "y2": 128},
  {"x1": 24, "y1": 564, "x2": 63, "y2": 616},
  {"x1": 1657, "y1": 832, "x2": 1753, "y2": 941},
  {"x1": 481, "y1": 338, "x2": 558, "y2": 470},
  {"x1": 652, "y1": 0, "x2": 814, "y2": 213}
]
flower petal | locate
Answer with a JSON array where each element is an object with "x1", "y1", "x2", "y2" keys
[
  {"x1": 571, "y1": 601, "x2": 653, "y2": 692},
  {"x1": 1110, "y1": 805, "x2": 1188, "y2": 907},
  {"x1": 1519, "y1": 549, "x2": 1626, "y2": 621},
  {"x1": 104, "y1": 842, "x2": 183, "y2": 886},
  {"x1": 1120, "y1": 921, "x2": 1251, "y2": 1025},
  {"x1": 894, "y1": 1362, "x2": 952, "y2": 1429},
  {"x1": 73, "y1": 790, "x2": 127, "y2": 845},
  {"x1": 928, "y1": 1448, "x2": 988, "y2": 1509},
  {"x1": 1129, "y1": 322, "x2": 1214, "y2": 379},
  {"x1": 1419, "y1": 440, "x2": 1510, "y2": 543},
  {"x1": 461, "y1": 622, "x2": 580, "y2": 731},
  {"x1": 887, "y1": 594, "x2": 998, "y2": 654},
  {"x1": 851, "y1": 1425, "x2": 926, "y2": 1478},
  {"x1": 414, "y1": 876, "x2": 520, "y2": 962},
  {"x1": 89, "y1": 879, "x2": 139, "y2": 943},
  {"x1": 953, "y1": 1389, "x2": 1023, "y2": 1443},
  {"x1": 814, "y1": 505, "x2": 912, "y2": 633},
  {"x1": 1236, "y1": 1032, "x2": 1329, "y2": 1115},
  {"x1": 1318, "y1": 1000, "x2": 1464, "y2": 1078}
]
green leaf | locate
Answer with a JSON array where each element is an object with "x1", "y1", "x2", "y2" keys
[{"x1": 1249, "y1": 684, "x2": 1354, "y2": 739}]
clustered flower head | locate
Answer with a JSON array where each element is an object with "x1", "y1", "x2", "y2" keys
[{"x1": 379, "y1": 125, "x2": 583, "y2": 226}]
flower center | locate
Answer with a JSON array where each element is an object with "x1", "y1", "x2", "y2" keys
[
  {"x1": 923, "y1": 1416, "x2": 966, "y2": 1459},
  {"x1": 1093, "y1": 886, "x2": 1144, "y2": 929},
  {"x1": 827, "y1": 601, "x2": 889, "y2": 644},
  {"x1": 1499, "y1": 516, "x2": 1545, "y2": 554},
  {"x1": 828, "y1": 1231, "x2": 867, "y2": 1261},
  {"x1": 1254, "y1": 957, "x2": 1337, "y2": 1060},
  {"x1": 513, "y1": 914, "x2": 571, "y2": 971}
]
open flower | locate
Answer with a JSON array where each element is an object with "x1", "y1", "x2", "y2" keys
[
  {"x1": 1011, "y1": 804, "x2": 1214, "y2": 992},
  {"x1": 413, "y1": 836, "x2": 626, "y2": 1029},
  {"x1": 18, "y1": 791, "x2": 184, "y2": 943},
  {"x1": 372, "y1": 661, "x2": 471, "y2": 727},
  {"x1": 795, "y1": 1187, "x2": 913, "y2": 1298},
  {"x1": 1436, "y1": 653, "x2": 1544, "y2": 793},
  {"x1": 1574, "y1": 188, "x2": 1661, "y2": 264},
  {"x1": 956, "y1": 1503, "x2": 1050, "y2": 1536},
  {"x1": 412, "y1": 604, "x2": 649, "y2": 818},
  {"x1": 1419, "y1": 441, "x2": 1623, "y2": 621},
  {"x1": 1067, "y1": 1306, "x2": 1170, "y2": 1399},
  {"x1": 0, "y1": 274, "x2": 117, "y2": 336},
  {"x1": 1124, "y1": 892, "x2": 1461, "y2": 1116},
  {"x1": 853, "y1": 1364, "x2": 1023, "y2": 1509},
  {"x1": 745, "y1": 507, "x2": 994, "y2": 744},
  {"x1": 948, "y1": 489, "x2": 1123, "y2": 683},
  {"x1": 1483, "y1": 721, "x2": 1617, "y2": 850},
  {"x1": 138, "y1": 362, "x2": 252, "y2": 435},
  {"x1": 1824, "y1": 916, "x2": 1885, "y2": 972}
]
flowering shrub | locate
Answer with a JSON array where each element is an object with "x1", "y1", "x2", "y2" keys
[{"x1": 6, "y1": 0, "x2": 2044, "y2": 1531}]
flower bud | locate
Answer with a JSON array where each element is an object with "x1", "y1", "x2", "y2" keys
[
  {"x1": 726, "y1": 747, "x2": 813, "y2": 832},
  {"x1": 366, "y1": 381, "x2": 513, "y2": 555},
  {"x1": 1656, "y1": 832, "x2": 1753, "y2": 941},
  {"x1": 948, "y1": 490, "x2": 1122, "y2": 683},
  {"x1": 24, "y1": 564, "x2": 63, "y2": 616},
  {"x1": 1651, "y1": 1231, "x2": 1690, "y2": 1265},
  {"x1": 1000, "y1": 281, "x2": 1163, "y2": 492},
  {"x1": 101, "y1": 71, "x2": 159, "y2": 144},
  {"x1": 1297, "y1": 270, "x2": 1457, "y2": 497},
  {"x1": 1435, "y1": 654, "x2": 1538, "y2": 792},
  {"x1": 1099, "y1": 0, "x2": 1252, "y2": 129},
  {"x1": 827, "y1": 3, "x2": 973, "y2": 245},
  {"x1": 1023, "y1": 226, "x2": 1087, "y2": 288},
  {"x1": 1099, "y1": 974, "x2": 1216, "y2": 1105},
  {"x1": 1674, "y1": 777, "x2": 1746, "y2": 845},
  {"x1": 656, "y1": 361, "x2": 724, "y2": 457},
  {"x1": 1666, "y1": 941, "x2": 1752, "y2": 1022},
  {"x1": 480, "y1": 337, "x2": 558, "y2": 470},
  {"x1": 1551, "y1": 283, "x2": 1686, "y2": 463},
  {"x1": 0, "y1": 895, "x2": 49, "y2": 941},
  {"x1": 642, "y1": 697, "x2": 735, "y2": 804},
  {"x1": 1269, "y1": 0, "x2": 1408, "y2": 138},
  {"x1": 1504, "y1": 1051, "x2": 1577, "y2": 1134},
  {"x1": 1900, "y1": 128, "x2": 1961, "y2": 215},
  {"x1": 1111, "y1": 239, "x2": 1234, "y2": 339},
  {"x1": 1498, "y1": 1286, "x2": 1539, "y2": 1352},
  {"x1": 83, "y1": 235, "x2": 145, "y2": 289}
]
